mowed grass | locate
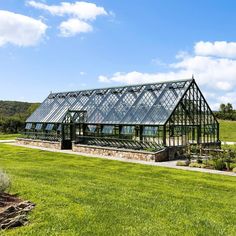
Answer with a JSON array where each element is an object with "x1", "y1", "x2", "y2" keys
[
  {"x1": 0, "y1": 144, "x2": 235, "y2": 236},
  {"x1": 0, "y1": 134, "x2": 20, "y2": 140},
  {"x1": 219, "y1": 120, "x2": 236, "y2": 142}
]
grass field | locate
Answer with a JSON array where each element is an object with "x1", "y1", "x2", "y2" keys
[
  {"x1": 219, "y1": 120, "x2": 236, "y2": 142},
  {"x1": 0, "y1": 134, "x2": 20, "y2": 140},
  {"x1": 0, "y1": 144, "x2": 235, "y2": 235}
]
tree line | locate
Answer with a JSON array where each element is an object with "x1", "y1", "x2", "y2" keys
[
  {"x1": 214, "y1": 103, "x2": 236, "y2": 121},
  {"x1": 0, "y1": 101, "x2": 39, "y2": 134}
]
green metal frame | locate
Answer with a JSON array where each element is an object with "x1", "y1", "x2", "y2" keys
[{"x1": 23, "y1": 79, "x2": 220, "y2": 150}]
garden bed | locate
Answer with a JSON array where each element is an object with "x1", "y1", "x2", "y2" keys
[{"x1": 176, "y1": 145, "x2": 236, "y2": 173}]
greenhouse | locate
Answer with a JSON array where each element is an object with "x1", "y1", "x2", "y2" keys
[{"x1": 23, "y1": 78, "x2": 220, "y2": 151}]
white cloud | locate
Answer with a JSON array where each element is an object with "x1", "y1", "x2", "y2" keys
[
  {"x1": 195, "y1": 41, "x2": 236, "y2": 58},
  {"x1": 59, "y1": 18, "x2": 92, "y2": 37},
  {"x1": 218, "y1": 92, "x2": 236, "y2": 104},
  {"x1": 27, "y1": 1, "x2": 108, "y2": 37},
  {"x1": 215, "y1": 81, "x2": 232, "y2": 91},
  {"x1": 0, "y1": 10, "x2": 47, "y2": 47},
  {"x1": 98, "y1": 75, "x2": 111, "y2": 83},
  {"x1": 99, "y1": 71, "x2": 189, "y2": 85},
  {"x1": 27, "y1": 1, "x2": 108, "y2": 20},
  {"x1": 98, "y1": 41, "x2": 236, "y2": 109}
]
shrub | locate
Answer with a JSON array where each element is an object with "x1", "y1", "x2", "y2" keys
[
  {"x1": 189, "y1": 162, "x2": 199, "y2": 168},
  {"x1": 213, "y1": 159, "x2": 226, "y2": 171},
  {"x1": 176, "y1": 161, "x2": 189, "y2": 166},
  {"x1": 200, "y1": 163, "x2": 207, "y2": 168},
  {"x1": 233, "y1": 167, "x2": 236, "y2": 173},
  {"x1": 231, "y1": 163, "x2": 236, "y2": 169},
  {"x1": 189, "y1": 163, "x2": 207, "y2": 168},
  {"x1": 0, "y1": 170, "x2": 10, "y2": 193}
]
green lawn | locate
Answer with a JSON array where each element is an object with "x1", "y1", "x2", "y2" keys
[
  {"x1": 0, "y1": 144, "x2": 235, "y2": 236},
  {"x1": 219, "y1": 120, "x2": 236, "y2": 142},
  {"x1": 0, "y1": 133, "x2": 20, "y2": 140}
]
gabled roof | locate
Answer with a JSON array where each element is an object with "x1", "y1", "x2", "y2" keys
[{"x1": 27, "y1": 79, "x2": 193, "y2": 125}]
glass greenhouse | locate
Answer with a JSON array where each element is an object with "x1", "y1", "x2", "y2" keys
[{"x1": 24, "y1": 78, "x2": 220, "y2": 150}]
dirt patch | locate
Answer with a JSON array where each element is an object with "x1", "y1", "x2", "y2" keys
[{"x1": 0, "y1": 193, "x2": 35, "y2": 230}]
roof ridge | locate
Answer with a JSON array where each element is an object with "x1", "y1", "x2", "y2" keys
[{"x1": 50, "y1": 78, "x2": 193, "y2": 95}]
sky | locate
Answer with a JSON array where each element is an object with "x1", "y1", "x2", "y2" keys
[{"x1": 0, "y1": 0, "x2": 236, "y2": 110}]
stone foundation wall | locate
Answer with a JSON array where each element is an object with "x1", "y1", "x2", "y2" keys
[
  {"x1": 72, "y1": 143, "x2": 168, "y2": 162},
  {"x1": 16, "y1": 138, "x2": 61, "y2": 150}
]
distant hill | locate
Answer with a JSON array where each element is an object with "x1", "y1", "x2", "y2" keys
[
  {"x1": 0, "y1": 100, "x2": 40, "y2": 120},
  {"x1": 0, "y1": 101, "x2": 39, "y2": 119},
  {"x1": 0, "y1": 101, "x2": 40, "y2": 133}
]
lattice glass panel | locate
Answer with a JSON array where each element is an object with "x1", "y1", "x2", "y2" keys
[{"x1": 27, "y1": 79, "x2": 193, "y2": 125}]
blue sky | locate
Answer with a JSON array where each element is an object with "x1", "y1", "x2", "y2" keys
[{"x1": 0, "y1": 0, "x2": 236, "y2": 110}]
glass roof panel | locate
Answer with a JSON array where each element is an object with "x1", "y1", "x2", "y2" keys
[{"x1": 27, "y1": 79, "x2": 193, "y2": 125}]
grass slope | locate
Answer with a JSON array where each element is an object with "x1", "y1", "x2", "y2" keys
[
  {"x1": 0, "y1": 144, "x2": 235, "y2": 236},
  {"x1": 219, "y1": 119, "x2": 236, "y2": 142}
]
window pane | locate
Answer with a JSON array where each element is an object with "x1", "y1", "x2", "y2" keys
[
  {"x1": 143, "y1": 126, "x2": 158, "y2": 136},
  {"x1": 25, "y1": 123, "x2": 32, "y2": 130},
  {"x1": 35, "y1": 123, "x2": 43, "y2": 130},
  {"x1": 121, "y1": 126, "x2": 135, "y2": 135},
  {"x1": 102, "y1": 125, "x2": 114, "y2": 134},
  {"x1": 87, "y1": 125, "x2": 97, "y2": 133},
  {"x1": 45, "y1": 124, "x2": 54, "y2": 131}
]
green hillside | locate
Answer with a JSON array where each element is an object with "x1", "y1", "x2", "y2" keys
[
  {"x1": 0, "y1": 101, "x2": 40, "y2": 133},
  {"x1": 219, "y1": 120, "x2": 236, "y2": 142},
  {"x1": 0, "y1": 100, "x2": 39, "y2": 118}
]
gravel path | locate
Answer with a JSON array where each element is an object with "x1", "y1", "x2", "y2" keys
[{"x1": 3, "y1": 142, "x2": 236, "y2": 177}]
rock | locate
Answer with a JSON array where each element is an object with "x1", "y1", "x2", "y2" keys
[{"x1": 0, "y1": 200, "x2": 35, "y2": 230}]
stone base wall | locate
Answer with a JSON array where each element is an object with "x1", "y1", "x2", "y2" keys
[
  {"x1": 72, "y1": 143, "x2": 168, "y2": 162},
  {"x1": 16, "y1": 138, "x2": 61, "y2": 150}
]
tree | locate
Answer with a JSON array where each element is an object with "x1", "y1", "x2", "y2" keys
[
  {"x1": 225, "y1": 103, "x2": 233, "y2": 113},
  {"x1": 220, "y1": 103, "x2": 226, "y2": 113}
]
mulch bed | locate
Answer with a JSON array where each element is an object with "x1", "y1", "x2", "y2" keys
[{"x1": 0, "y1": 193, "x2": 35, "y2": 230}]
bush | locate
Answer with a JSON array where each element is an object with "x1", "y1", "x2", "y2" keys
[
  {"x1": 213, "y1": 159, "x2": 226, "y2": 171},
  {"x1": 233, "y1": 167, "x2": 236, "y2": 173},
  {"x1": 0, "y1": 170, "x2": 10, "y2": 193},
  {"x1": 231, "y1": 163, "x2": 236, "y2": 169},
  {"x1": 189, "y1": 162, "x2": 207, "y2": 168},
  {"x1": 176, "y1": 161, "x2": 190, "y2": 166}
]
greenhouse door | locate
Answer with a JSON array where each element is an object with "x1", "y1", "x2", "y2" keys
[
  {"x1": 62, "y1": 124, "x2": 73, "y2": 149},
  {"x1": 61, "y1": 110, "x2": 87, "y2": 149},
  {"x1": 188, "y1": 126, "x2": 200, "y2": 144}
]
